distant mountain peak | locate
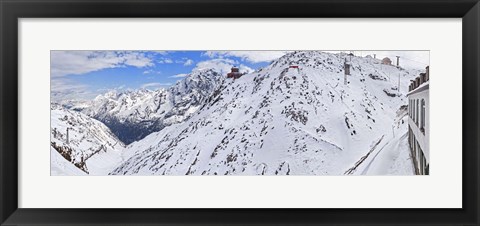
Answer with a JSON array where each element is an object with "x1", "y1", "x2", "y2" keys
[{"x1": 81, "y1": 68, "x2": 226, "y2": 144}]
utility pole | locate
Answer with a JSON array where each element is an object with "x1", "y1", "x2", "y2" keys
[
  {"x1": 66, "y1": 128, "x2": 70, "y2": 145},
  {"x1": 344, "y1": 58, "x2": 350, "y2": 85},
  {"x1": 396, "y1": 56, "x2": 400, "y2": 67}
]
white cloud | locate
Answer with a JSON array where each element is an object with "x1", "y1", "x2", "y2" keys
[
  {"x1": 50, "y1": 51, "x2": 157, "y2": 101},
  {"x1": 51, "y1": 51, "x2": 154, "y2": 77},
  {"x1": 204, "y1": 51, "x2": 290, "y2": 63},
  {"x1": 326, "y1": 50, "x2": 429, "y2": 70},
  {"x1": 194, "y1": 59, "x2": 254, "y2": 75},
  {"x1": 170, "y1": 73, "x2": 189, "y2": 78},
  {"x1": 50, "y1": 78, "x2": 94, "y2": 102},
  {"x1": 183, "y1": 59, "x2": 194, "y2": 66},
  {"x1": 143, "y1": 69, "x2": 161, "y2": 74},
  {"x1": 141, "y1": 82, "x2": 172, "y2": 89},
  {"x1": 374, "y1": 51, "x2": 429, "y2": 70},
  {"x1": 159, "y1": 58, "x2": 173, "y2": 64},
  {"x1": 171, "y1": 58, "x2": 195, "y2": 66},
  {"x1": 171, "y1": 58, "x2": 254, "y2": 78},
  {"x1": 153, "y1": 51, "x2": 169, "y2": 55},
  {"x1": 95, "y1": 85, "x2": 127, "y2": 93}
]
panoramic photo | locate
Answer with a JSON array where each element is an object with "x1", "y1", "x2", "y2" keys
[{"x1": 50, "y1": 50, "x2": 429, "y2": 176}]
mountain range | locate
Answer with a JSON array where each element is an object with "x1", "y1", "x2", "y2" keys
[{"x1": 51, "y1": 51, "x2": 421, "y2": 175}]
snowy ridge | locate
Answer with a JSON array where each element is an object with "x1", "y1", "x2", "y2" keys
[
  {"x1": 110, "y1": 51, "x2": 420, "y2": 175},
  {"x1": 50, "y1": 104, "x2": 125, "y2": 175},
  {"x1": 82, "y1": 69, "x2": 225, "y2": 144}
]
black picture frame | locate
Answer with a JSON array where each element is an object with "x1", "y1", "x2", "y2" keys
[{"x1": 1, "y1": 0, "x2": 479, "y2": 225}]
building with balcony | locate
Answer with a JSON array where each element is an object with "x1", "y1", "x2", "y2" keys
[{"x1": 407, "y1": 66, "x2": 430, "y2": 175}]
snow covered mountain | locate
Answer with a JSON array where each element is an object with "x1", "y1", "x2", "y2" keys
[
  {"x1": 50, "y1": 104, "x2": 125, "y2": 175},
  {"x1": 110, "y1": 51, "x2": 420, "y2": 175},
  {"x1": 82, "y1": 69, "x2": 224, "y2": 144}
]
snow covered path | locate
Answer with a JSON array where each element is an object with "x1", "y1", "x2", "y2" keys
[
  {"x1": 344, "y1": 135, "x2": 385, "y2": 175},
  {"x1": 346, "y1": 114, "x2": 415, "y2": 175},
  {"x1": 360, "y1": 131, "x2": 415, "y2": 175}
]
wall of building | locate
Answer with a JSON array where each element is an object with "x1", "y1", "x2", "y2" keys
[{"x1": 408, "y1": 84, "x2": 429, "y2": 174}]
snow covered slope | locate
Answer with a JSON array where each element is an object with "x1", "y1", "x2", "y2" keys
[
  {"x1": 111, "y1": 51, "x2": 421, "y2": 175},
  {"x1": 82, "y1": 69, "x2": 224, "y2": 144},
  {"x1": 344, "y1": 107, "x2": 415, "y2": 175},
  {"x1": 51, "y1": 147, "x2": 87, "y2": 176},
  {"x1": 51, "y1": 104, "x2": 125, "y2": 175}
]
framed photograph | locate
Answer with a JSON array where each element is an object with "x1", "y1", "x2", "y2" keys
[{"x1": 1, "y1": 0, "x2": 479, "y2": 225}]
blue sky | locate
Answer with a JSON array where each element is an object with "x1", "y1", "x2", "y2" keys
[
  {"x1": 50, "y1": 50, "x2": 283, "y2": 102},
  {"x1": 50, "y1": 50, "x2": 428, "y2": 102}
]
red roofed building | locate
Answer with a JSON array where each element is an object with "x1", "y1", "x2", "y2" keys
[{"x1": 227, "y1": 67, "x2": 243, "y2": 79}]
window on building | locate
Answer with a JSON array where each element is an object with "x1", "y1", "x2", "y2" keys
[
  {"x1": 409, "y1": 100, "x2": 412, "y2": 117},
  {"x1": 412, "y1": 100, "x2": 415, "y2": 122},
  {"x1": 421, "y1": 99, "x2": 426, "y2": 133},
  {"x1": 416, "y1": 99, "x2": 419, "y2": 125},
  {"x1": 412, "y1": 100, "x2": 415, "y2": 121}
]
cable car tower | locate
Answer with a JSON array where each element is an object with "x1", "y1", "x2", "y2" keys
[{"x1": 344, "y1": 57, "x2": 351, "y2": 85}]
